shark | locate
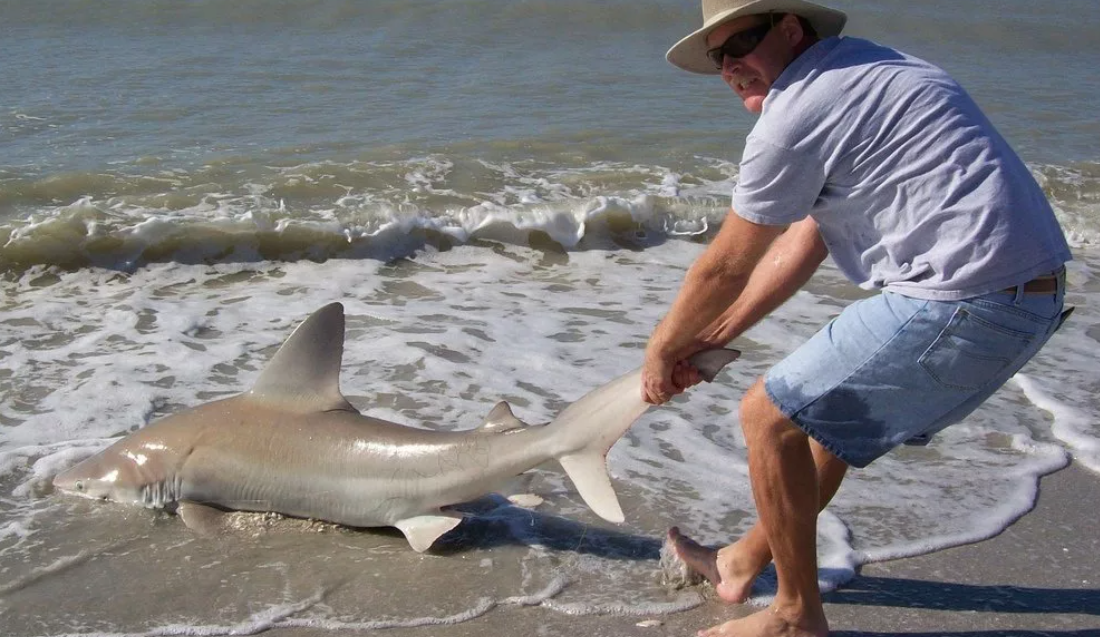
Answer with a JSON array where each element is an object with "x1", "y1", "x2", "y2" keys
[{"x1": 53, "y1": 302, "x2": 739, "y2": 552}]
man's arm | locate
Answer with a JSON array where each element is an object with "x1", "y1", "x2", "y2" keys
[
  {"x1": 642, "y1": 213, "x2": 827, "y2": 404},
  {"x1": 696, "y1": 215, "x2": 828, "y2": 346}
]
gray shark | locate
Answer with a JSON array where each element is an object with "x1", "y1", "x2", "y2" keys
[{"x1": 53, "y1": 302, "x2": 738, "y2": 551}]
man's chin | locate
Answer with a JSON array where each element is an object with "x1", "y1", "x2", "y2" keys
[{"x1": 741, "y1": 95, "x2": 765, "y2": 114}]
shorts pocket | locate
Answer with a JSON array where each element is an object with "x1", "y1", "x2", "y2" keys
[{"x1": 918, "y1": 307, "x2": 1034, "y2": 391}]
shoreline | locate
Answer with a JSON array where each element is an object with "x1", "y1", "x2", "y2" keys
[
  {"x1": 819, "y1": 461, "x2": 1100, "y2": 635},
  {"x1": 292, "y1": 462, "x2": 1099, "y2": 637},
  {"x1": 1, "y1": 465, "x2": 1096, "y2": 636}
]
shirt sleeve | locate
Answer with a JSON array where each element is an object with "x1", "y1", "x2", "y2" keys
[{"x1": 732, "y1": 133, "x2": 826, "y2": 226}]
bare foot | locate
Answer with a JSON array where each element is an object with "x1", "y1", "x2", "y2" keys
[
  {"x1": 697, "y1": 604, "x2": 828, "y2": 637},
  {"x1": 666, "y1": 527, "x2": 763, "y2": 603}
]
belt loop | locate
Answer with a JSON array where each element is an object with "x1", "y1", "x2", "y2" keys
[{"x1": 1012, "y1": 280, "x2": 1026, "y2": 305}]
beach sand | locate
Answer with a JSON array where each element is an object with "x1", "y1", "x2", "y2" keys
[
  {"x1": 300, "y1": 463, "x2": 1099, "y2": 637},
  {"x1": 3, "y1": 465, "x2": 1096, "y2": 636}
]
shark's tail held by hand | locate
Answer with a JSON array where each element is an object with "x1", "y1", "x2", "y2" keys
[{"x1": 551, "y1": 348, "x2": 741, "y2": 524}]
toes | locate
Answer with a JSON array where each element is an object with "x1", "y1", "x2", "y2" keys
[{"x1": 668, "y1": 526, "x2": 702, "y2": 551}]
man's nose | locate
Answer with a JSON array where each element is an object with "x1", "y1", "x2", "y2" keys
[{"x1": 721, "y1": 55, "x2": 740, "y2": 76}]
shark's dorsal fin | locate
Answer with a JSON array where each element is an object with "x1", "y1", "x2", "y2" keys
[
  {"x1": 246, "y1": 302, "x2": 356, "y2": 414},
  {"x1": 479, "y1": 401, "x2": 530, "y2": 433}
]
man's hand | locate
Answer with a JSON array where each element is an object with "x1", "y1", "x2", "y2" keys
[
  {"x1": 672, "y1": 359, "x2": 703, "y2": 391},
  {"x1": 642, "y1": 355, "x2": 703, "y2": 405}
]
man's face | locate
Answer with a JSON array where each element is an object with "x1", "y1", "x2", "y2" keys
[{"x1": 706, "y1": 14, "x2": 802, "y2": 114}]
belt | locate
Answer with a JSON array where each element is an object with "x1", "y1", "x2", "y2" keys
[{"x1": 1001, "y1": 273, "x2": 1061, "y2": 296}]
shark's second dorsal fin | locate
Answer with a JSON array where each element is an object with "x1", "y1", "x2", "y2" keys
[
  {"x1": 246, "y1": 302, "x2": 356, "y2": 414},
  {"x1": 479, "y1": 401, "x2": 530, "y2": 433}
]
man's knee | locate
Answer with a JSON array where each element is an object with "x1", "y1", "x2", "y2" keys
[{"x1": 739, "y1": 380, "x2": 806, "y2": 447}]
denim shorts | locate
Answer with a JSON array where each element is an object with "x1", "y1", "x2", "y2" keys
[{"x1": 764, "y1": 273, "x2": 1067, "y2": 468}]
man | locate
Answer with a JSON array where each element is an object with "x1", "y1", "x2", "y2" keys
[{"x1": 641, "y1": 1, "x2": 1072, "y2": 636}]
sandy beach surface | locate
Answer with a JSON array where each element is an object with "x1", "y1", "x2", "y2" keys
[
  {"x1": 248, "y1": 464, "x2": 1100, "y2": 637},
  {"x1": 2, "y1": 442, "x2": 1096, "y2": 637}
]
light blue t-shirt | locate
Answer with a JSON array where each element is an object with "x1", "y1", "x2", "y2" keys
[{"x1": 732, "y1": 37, "x2": 1071, "y2": 300}]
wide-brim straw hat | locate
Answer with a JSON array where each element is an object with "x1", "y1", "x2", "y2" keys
[{"x1": 667, "y1": 0, "x2": 847, "y2": 74}]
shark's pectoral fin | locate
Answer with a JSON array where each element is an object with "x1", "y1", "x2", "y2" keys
[
  {"x1": 177, "y1": 500, "x2": 231, "y2": 536},
  {"x1": 558, "y1": 452, "x2": 624, "y2": 524},
  {"x1": 394, "y1": 513, "x2": 464, "y2": 553}
]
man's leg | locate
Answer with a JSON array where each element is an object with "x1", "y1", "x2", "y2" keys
[
  {"x1": 697, "y1": 380, "x2": 830, "y2": 637},
  {"x1": 669, "y1": 395, "x2": 848, "y2": 603}
]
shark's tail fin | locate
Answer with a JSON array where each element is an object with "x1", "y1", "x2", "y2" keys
[{"x1": 552, "y1": 348, "x2": 740, "y2": 524}]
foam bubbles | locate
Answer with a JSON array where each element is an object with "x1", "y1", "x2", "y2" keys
[{"x1": 1, "y1": 241, "x2": 1098, "y2": 635}]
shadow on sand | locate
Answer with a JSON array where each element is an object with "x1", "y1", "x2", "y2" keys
[
  {"x1": 826, "y1": 574, "x2": 1099, "y2": 637},
  {"x1": 828, "y1": 574, "x2": 1100, "y2": 616},
  {"x1": 424, "y1": 494, "x2": 663, "y2": 561}
]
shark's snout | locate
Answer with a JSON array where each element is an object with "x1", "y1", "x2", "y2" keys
[
  {"x1": 52, "y1": 467, "x2": 95, "y2": 498},
  {"x1": 52, "y1": 459, "x2": 124, "y2": 501}
]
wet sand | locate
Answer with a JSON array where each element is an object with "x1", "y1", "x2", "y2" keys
[
  {"x1": 2, "y1": 465, "x2": 1097, "y2": 636},
  {"x1": 816, "y1": 461, "x2": 1100, "y2": 636},
  {"x1": 289, "y1": 463, "x2": 1100, "y2": 637},
  {"x1": 329, "y1": 463, "x2": 1100, "y2": 637}
]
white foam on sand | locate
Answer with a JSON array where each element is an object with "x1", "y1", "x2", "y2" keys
[
  {"x1": 24, "y1": 574, "x2": 706, "y2": 636},
  {"x1": 0, "y1": 549, "x2": 103, "y2": 596},
  {"x1": 1014, "y1": 373, "x2": 1100, "y2": 473},
  {"x1": 2, "y1": 241, "x2": 1099, "y2": 634}
]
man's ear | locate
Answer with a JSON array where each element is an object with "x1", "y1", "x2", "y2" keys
[{"x1": 779, "y1": 14, "x2": 806, "y2": 47}]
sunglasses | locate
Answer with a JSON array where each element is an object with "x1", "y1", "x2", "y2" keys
[{"x1": 705, "y1": 19, "x2": 776, "y2": 69}]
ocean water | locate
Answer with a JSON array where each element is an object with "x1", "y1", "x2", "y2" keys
[{"x1": 2, "y1": 0, "x2": 1099, "y2": 634}]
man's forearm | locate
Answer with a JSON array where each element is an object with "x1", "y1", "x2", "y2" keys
[
  {"x1": 648, "y1": 255, "x2": 753, "y2": 362},
  {"x1": 646, "y1": 212, "x2": 787, "y2": 362},
  {"x1": 697, "y1": 217, "x2": 828, "y2": 346}
]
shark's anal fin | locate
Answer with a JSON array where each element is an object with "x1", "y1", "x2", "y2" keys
[
  {"x1": 394, "y1": 513, "x2": 464, "y2": 552},
  {"x1": 177, "y1": 500, "x2": 231, "y2": 536},
  {"x1": 558, "y1": 452, "x2": 624, "y2": 524}
]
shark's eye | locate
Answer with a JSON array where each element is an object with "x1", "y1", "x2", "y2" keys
[{"x1": 75, "y1": 481, "x2": 84, "y2": 491}]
